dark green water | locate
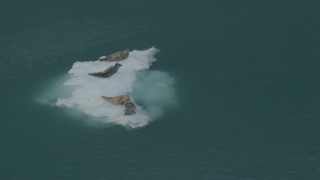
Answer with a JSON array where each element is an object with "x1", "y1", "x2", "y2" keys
[{"x1": 1, "y1": 0, "x2": 320, "y2": 179}]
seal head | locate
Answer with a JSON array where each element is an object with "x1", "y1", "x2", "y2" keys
[{"x1": 124, "y1": 102, "x2": 136, "y2": 115}]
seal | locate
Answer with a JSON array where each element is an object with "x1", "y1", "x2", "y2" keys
[
  {"x1": 101, "y1": 95, "x2": 131, "y2": 105},
  {"x1": 101, "y1": 95, "x2": 137, "y2": 115},
  {"x1": 88, "y1": 63, "x2": 122, "y2": 78},
  {"x1": 124, "y1": 102, "x2": 136, "y2": 115},
  {"x1": 99, "y1": 49, "x2": 129, "y2": 62}
]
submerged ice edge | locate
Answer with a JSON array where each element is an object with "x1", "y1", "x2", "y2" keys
[{"x1": 54, "y1": 47, "x2": 175, "y2": 128}]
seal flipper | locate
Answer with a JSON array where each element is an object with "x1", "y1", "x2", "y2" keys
[{"x1": 101, "y1": 96, "x2": 112, "y2": 102}]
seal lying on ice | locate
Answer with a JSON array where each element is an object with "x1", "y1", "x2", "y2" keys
[
  {"x1": 101, "y1": 95, "x2": 137, "y2": 115},
  {"x1": 98, "y1": 49, "x2": 129, "y2": 62},
  {"x1": 88, "y1": 63, "x2": 122, "y2": 78}
]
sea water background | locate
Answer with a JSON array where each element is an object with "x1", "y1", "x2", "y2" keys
[{"x1": 1, "y1": 0, "x2": 320, "y2": 179}]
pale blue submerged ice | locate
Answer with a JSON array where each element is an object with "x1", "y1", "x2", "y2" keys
[{"x1": 56, "y1": 47, "x2": 176, "y2": 128}]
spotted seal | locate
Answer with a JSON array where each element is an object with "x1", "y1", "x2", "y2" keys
[
  {"x1": 98, "y1": 49, "x2": 129, "y2": 62},
  {"x1": 101, "y1": 95, "x2": 137, "y2": 115},
  {"x1": 88, "y1": 63, "x2": 122, "y2": 78}
]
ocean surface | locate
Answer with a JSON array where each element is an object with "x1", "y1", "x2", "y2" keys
[{"x1": 1, "y1": 0, "x2": 320, "y2": 179}]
